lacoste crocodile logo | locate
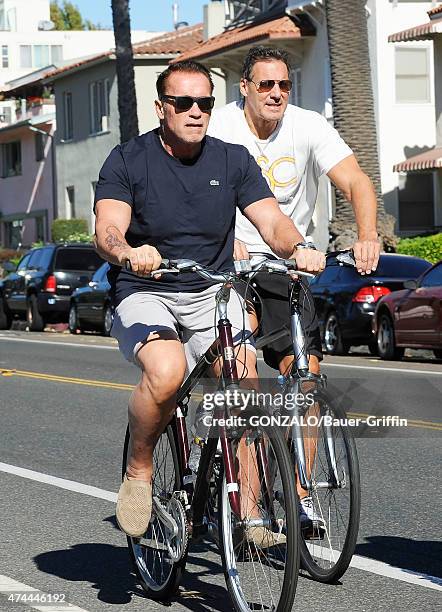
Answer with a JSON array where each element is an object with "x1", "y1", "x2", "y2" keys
[{"x1": 210, "y1": 179, "x2": 220, "y2": 186}]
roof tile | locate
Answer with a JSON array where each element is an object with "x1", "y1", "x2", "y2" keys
[{"x1": 174, "y1": 15, "x2": 314, "y2": 63}]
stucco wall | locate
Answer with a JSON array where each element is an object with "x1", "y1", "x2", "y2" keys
[
  {"x1": 368, "y1": 0, "x2": 436, "y2": 232},
  {"x1": 54, "y1": 60, "x2": 118, "y2": 232},
  {"x1": 0, "y1": 121, "x2": 54, "y2": 246}
]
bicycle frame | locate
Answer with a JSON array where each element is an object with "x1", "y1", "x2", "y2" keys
[{"x1": 171, "y1": 282, "x2": 251, "y2": 533}]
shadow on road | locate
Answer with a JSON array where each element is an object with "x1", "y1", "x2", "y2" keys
[
  {"x1": 33, "y1": 536, "x2": 232, "y2": 610},
  {"x1": 355, "y1": 536, "x2": 442, "y2": 585}
]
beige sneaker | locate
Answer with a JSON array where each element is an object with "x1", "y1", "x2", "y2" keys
[
  {"x1": 116, "y1": 475, "x2": 152, "y2": 538},
  {"x1": 244, "y1": 525, "x2": 286, "y2": 548}
]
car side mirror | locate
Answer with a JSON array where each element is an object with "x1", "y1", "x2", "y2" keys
[
  {"x1": 403, "y1": 279, "x2": 418, "y2": 290},
  {"x1": 3, "y1": 261, "x2": 17, "y2": 272}
]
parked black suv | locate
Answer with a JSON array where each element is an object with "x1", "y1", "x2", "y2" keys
[
  {"x1": 309, "y1": 253, "x2": 431, "y2": 355},
  {"x1": 0, "y1": 244, "x2": 104, "y2": 331}
]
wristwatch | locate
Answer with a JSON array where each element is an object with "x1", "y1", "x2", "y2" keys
[{"x1": 295, "y1": 241, "x2": 317, "y2": 250}]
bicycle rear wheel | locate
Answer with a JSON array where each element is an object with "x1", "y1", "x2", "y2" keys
[
  {"x1": 295, "y1": 394, "x2": 361, "y2": 583},
  {"x1": 218, "y1": 423, "x2": 299, "y2": 612},
  {"x1": 122, "y1": 423, "x2": 188, "y2": 599}
]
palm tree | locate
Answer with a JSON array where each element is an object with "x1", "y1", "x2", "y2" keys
[
  {"x1": 325, "y1": 0, "x2": 397, "y2": 250},
  {"x1": 111, "y1": 0, "x2": 139, "y2": 143}
]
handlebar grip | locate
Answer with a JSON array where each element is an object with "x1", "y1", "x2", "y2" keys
[{"x1": 124, "y1": 258, "x2": 170, "y2": 272}]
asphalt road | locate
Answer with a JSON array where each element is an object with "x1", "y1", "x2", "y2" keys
[{"x1": 0, "y1": 330, "x2": 441, "y2": 612}]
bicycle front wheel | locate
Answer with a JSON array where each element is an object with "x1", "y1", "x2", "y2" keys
[
  {"x1": 218, "y1": 423, "x2": 299, "y2": 612},
  {"x1": 122, "y1": 423, "x2": 188, "y2": 599},
  {"x1": 296, "y1": 394, "x2": 361, "y2": 583}
]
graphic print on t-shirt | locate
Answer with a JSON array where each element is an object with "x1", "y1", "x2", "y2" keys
[{"x1": 256, "y1": 154, "x2": 298, "y2": 204}]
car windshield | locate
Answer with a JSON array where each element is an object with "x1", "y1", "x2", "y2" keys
[{"x1": 55, "y1": 248, "x2": 103, "y2": 272}]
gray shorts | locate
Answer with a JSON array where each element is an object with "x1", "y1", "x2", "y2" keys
[{"x1": 111, "y1": 284, "x2": 255, "y2": 373}]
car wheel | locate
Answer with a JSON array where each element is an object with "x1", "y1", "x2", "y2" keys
[
  {"x1": 26, "y1": 295, "x2": 45, "y2": 332},
  {"x1": 433, "y1": 350, "x2": 442, "y2": 360},
  {"x1": 0, "y1": 298, "x2": 11, "y2": 330},
  {"x1": 376, "y1": 314, "x2": 404, "y2": 361},
  {"x1": 68, "y1": 303, "x2": 82, "y2": 334},
  {"x1": 102, "y1": 305, "x2": 113, "y2": 336},
  {"x1": 324, "y1": 311, "x2": 350, "y2": 355},
  {"x1": 368, "y1": 341, "x2": 378, "y2": 356}
]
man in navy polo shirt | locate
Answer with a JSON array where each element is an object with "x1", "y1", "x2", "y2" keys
[{"x1": 94, "y1": 60, "x2": 325, "y2": 543}]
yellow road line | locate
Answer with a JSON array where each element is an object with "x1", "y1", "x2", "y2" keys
[{"x1": 0, "y1": 368, "x2": 134, "y2": 391}]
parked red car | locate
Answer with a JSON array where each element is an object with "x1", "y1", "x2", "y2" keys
[{"x1": 373, "y1": 260, "x2": 442, "y2": 360}]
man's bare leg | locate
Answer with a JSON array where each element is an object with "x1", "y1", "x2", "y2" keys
[{"x1": 278, "y1": 354, "x2": 320, "y2": 500}]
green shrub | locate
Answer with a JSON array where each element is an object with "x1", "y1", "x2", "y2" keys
[
  {"x1": 397, "y1": 233, "x2": 442, "y2": 264},
  {"x1": 51, "y1": 218, "x2": 90, "y2": 242}
]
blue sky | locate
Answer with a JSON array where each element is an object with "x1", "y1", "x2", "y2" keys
[{"x1": 70, "y1": 1, "x2": 208, "y2": 32}]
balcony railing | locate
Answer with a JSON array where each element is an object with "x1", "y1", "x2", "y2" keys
[{"x1": 226, "y1": 0, "x2": 288, "y2": 27}]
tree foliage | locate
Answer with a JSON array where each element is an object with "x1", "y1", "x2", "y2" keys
[{"x1": 50, "y1": 1, "x2": 101, "y2": 30}]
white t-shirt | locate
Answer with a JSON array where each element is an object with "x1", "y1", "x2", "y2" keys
[{"x1": 207, "y1": 101, "x2": 353, "y2": 254}]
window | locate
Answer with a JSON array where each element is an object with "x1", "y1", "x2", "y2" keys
[
  {"x1": 398, "y1": 173, "x2": 434, "y2": 231},
  {"x1": 0, "y1": 106, "x2": 11, "y2": 124},
  {"x1": 66, "y1": 186, "x2": 75, "y2": 218},
  {"x1": 51, "y1": 45, "x2": 62, "y2": 63},
  {"x1": 19, "y1": 45, "x2": 32, "y2": 68},
  {"x1": 54, "y1": 248, "x2": 103, "y2": 271},
  {"x1": 5, "y1": 219, "x2": 23, "y2": 248},
  {"x1": 1, "y1": 141, "x2": 21, "y2": 177},
  {"x1": 421, "y1": 263, "x2": 442, "y2": 288},
  {"x1": 290, "y1": 68, "x2": 302, "y2": 107},
  {"x1": 314, "y1": 267, "x2": 340, "y2": 285},
  {"x1": 395, "y1": 47, "x2": 430, "y2": 103},
  {"x1": 63, "y1": 91, "x2": 73, "y2": 140},
  {"x1": 35, "y1": 131, "x2": 47, "y2": 161},
  {"x1": 375, "y1": 256, "x2": 431, "y2": 278},
  {"x1": 1, "y1": 45, "x2": 8, "y2": 68},
  {"x1": 89, "y1": 79, "x2": 110, "y2": 134},
  {"x1": 16, "y1": 253, "x2": 32, "y2": 272},
  {"x1": 34, "y1": 45, "x2": 50, "y2": 68},
  {"x1": 36, "y1": 216, "x2": 45, "y2": 243}
]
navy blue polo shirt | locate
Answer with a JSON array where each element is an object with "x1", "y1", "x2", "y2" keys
[{"x1": 94, "y1": 129, "x2": 273, "y2": 304}]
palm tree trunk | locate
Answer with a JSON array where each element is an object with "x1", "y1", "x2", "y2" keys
[
  {"x1": 325, "y1": 0, "x2": 397, "y2": 251},
  {"x1": 111, "y1": 0, "x2": 139, "y2": 143}
]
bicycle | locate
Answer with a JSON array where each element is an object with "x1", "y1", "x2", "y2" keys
[
  {"x1": 247, "y1": 251, "x2": 361, "y2": 584},
  {"x1": 121, "y1": 258, "x2": 300, "y2": 611}
]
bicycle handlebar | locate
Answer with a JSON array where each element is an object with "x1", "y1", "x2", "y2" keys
[{"x1": 123, "y1": 250, "x2": 356, "y2": 282}]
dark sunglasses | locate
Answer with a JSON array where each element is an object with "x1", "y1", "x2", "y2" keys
[
  {"x1": 161, "y1": 95, "x2": 215, "y2": 112},
  {"x1": 247, "y1": 79, "x2": 292, "y2": 93}
]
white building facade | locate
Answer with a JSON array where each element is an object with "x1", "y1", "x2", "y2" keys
[{"x1": 0, "y1": 0, "x2": 159, "y2": 87}]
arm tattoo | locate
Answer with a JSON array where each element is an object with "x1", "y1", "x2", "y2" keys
[{"x1": 104, "y1": 225, "x2": 128, "y2": 251}]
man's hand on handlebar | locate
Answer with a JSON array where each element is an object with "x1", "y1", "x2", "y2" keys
[
  {"x1": 290, "y1": 247, "x2": 326, "y2": 275},
  {"x1": 352, "y1": 237, "x2": 380, "y2": 275},
  {"x1": 233, "y1": 239, "x2": 250, "y2": 261},
  {"x1": 118, "y1": 245, "x2": 163, "y2": 278}
]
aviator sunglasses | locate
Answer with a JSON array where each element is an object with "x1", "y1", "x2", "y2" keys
[
  {"x1": 247, "y1": 78, "x2": 293, "y2": 93},
  {"x1": 161, "y1": 95, "x2": 215, "y2": 112}
]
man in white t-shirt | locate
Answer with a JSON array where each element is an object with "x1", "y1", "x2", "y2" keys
[
  {"x1": 208, "y1": 46, "x2": 380, "y2": 531},
  {"x1": 208, "y1": 46, "x2": 379, "y2": 375}
]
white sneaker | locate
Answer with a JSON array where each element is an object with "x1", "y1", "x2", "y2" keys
[{"x1": 299, "y1": 497, "x2": 325, "y2": 530}]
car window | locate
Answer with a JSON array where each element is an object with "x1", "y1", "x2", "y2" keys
[
  {"x1": 28, "y1": 249, "x2": 44, "y2": 270},
  {"x1": 16, "y1": 253, "x2": 32, "y2": 271},
  {"x1": 38, "y1": 248, "x2": 54, "y2": 270},
  {"x1": 313, "y1": 267, "x2": 341, "y2": 285},
  {"x1": 374, "y1": 257, "x2": 431, "y2": 278},
  {"x1": 420, "y1": 263, "x2": 442, "y2": 288},
  {"x1": 54, "y1": 248, "x2": 103, "y2": 271}
]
